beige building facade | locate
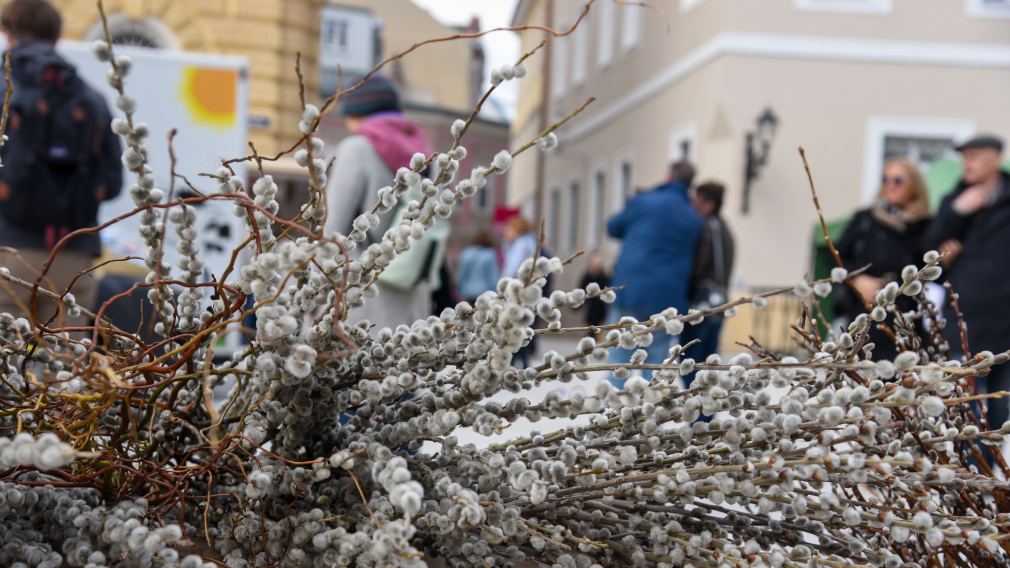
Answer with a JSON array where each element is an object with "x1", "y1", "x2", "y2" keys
[{"x1": 510, "y1": 0, "x2": 1010, "y2": 292}]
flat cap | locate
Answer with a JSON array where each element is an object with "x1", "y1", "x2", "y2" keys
[{"x1": 954, "y1": 134, "x2": 1004, "y2": 153}]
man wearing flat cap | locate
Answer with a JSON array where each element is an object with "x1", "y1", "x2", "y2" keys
[{"x1": 924, "y1": 134, "x2": 1010, "y2": 430}]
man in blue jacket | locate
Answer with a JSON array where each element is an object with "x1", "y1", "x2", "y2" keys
[{"x1": 606, "y1": 160, "x2": 701, "y2": 386}]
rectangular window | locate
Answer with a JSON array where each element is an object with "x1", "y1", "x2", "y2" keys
[
  {"x1": 966, "y1": 0, "x2": 1010, "y2": 18},
  {"x1": 620, "y1": 4, "x2": 642, "y2": 52},
  {"x1": 476, "y1": 185, "x2": 489, "y2": 214},
  {"x1": 589, "y1": 169, "x2": 607, "y2": 249},
  {"x1": 793, "y1": 0, "x2": 893, "y2": 14},
  {"x1": 551, "y1": 35, "x2": 568, "y2": 98},
  {"x1": 567, "y1": 180, "x2": 582, "y2": 252},
  {"x1": 619, "y1": 160, "x2": 634, "y2": 200},
  {"x1": 547, "y1": 186, "x2": 562, "y2": 252},
  {"x1": 597, "y1": 0, "x2": 615, "y2": 67},
  {"x1": 862, "y1": 116, "x2": 975, "y2": 203},
  {"x1": 318, "y1": 6, "x2": 377, "y2": 73},
  {"x1": 668, "y1": 122, "x2": 699, "y2": 163},
  {"x1": 571, "y1": 19, "x2": 589, "y2": 86},
  {"x1": 318, "y1": 5, "x2": 378, "y2": 96}
]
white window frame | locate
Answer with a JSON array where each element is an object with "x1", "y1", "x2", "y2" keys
[
  {"x1": 680, "y1": 0, "x2": 705, "y2": 11},
  {"x1": 596, "y1": 0, "x2": 615, "y2": 67},
  {"x1": 521, "y1": 197, "x2": 536, "y2": 222},
  {"x1": 613, "y1": 152, "x2": 635, "y2": 213},
  {"x1": 588, "y1": 165, "x2": 608, "y2": 250},
  {"x1": 474, "y1": 178, "x2": 493, "y2": 215},
  {"x1": 566, "y1": 178, "x2": 583, "y2": 253},
  {"x1": 571, "y1": 19, "x2": 589, "y2": 86},
  {"x1": 667, "y1": 121, "x2": 699, "y2": 163},
  {"x1": 550, "y1": 34, "x2": 568, "y2": 99},
  {"x1": 794, "y1": 0, "x2": 893, "y2": 14},
  {"x1": 966, "y1": 0, "x2": 1010, "y2": 18},
  {"x1": 862, "y1": 116, "x2": 976, "y2": 203},
  {"x1": 619, "y1": 4, "x2": 643, "y2": 53},
  {"x1": 547, "y1": 185, "x2": 562, "y2": 251}
]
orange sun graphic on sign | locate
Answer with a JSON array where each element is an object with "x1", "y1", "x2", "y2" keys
[{"x1": 180, "y1": 66, "x2": 237, "y2": 128}]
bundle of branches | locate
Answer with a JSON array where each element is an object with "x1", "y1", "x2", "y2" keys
[{"x1": 1, "y1": 2, "x2": 1009, "y2": 567}]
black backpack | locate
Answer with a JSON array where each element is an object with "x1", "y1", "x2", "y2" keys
[{"x1": 0, "y1": 52, "x2": 105, "y2": 235}]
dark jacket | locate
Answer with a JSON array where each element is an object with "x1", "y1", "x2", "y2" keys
[
  {"x1": 689, "y1": 215, "x2": 734, "y2": 307},
  {"x1": 0, "y1": 42, "x2": 122, "y2": 256},
  {"x1": 923, "y1": 171, "x2": 1010, "y2": 353},
  {"x1": 579, "y1": 268, "x2": 610, "y2": 327},
  {"x1": 607, "y1": 180, "x2": 701, "y2": 315},
  {"x1": 836, "y1": 206, "x2": 929, "y2": 360}
]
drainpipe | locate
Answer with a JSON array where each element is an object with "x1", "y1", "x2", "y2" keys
[{"x1": 533, "y1": 0, "x2": 553, "y2": 224}]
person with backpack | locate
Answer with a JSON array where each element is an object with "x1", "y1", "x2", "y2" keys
[
  {"x1": 0, "y1": 0, "x2": 123, "y2": 326},
  {"x1": 324, "y1": 75, "x2": 448, "y2": 332}
]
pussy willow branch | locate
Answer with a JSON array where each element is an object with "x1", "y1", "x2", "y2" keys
[{"x1": 0, "y1": 52, "x2": 13, "y2": 153}]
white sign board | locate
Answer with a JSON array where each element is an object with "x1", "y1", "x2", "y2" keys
[{"x1": 54, "y1": 40, "x2": 250, "y2": 283}]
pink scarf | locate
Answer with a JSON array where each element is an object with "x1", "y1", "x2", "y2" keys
[{"x1": 356, "y1": 113, "x2": 433, "y2": 173}]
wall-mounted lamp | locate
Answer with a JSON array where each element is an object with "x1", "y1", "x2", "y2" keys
[{"x1": 741, "y1": 107, "x2": 779, "y2": 214}]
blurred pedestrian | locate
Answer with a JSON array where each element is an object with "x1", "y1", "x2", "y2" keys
[
  {"x1": 502, "y1": 216, "x2": 538, "y2": 280},
  {"x1": 681, "y1": 181, "x2": 735, "y2": 388},
  {"x1": 579, "y1": 251, "x2": 610, "y2": 332},
  {"x1": 457, "y1": 230, "x2": 499, "y2": 304},
  {"x1": 430, "y1": 260, "x2": 455, "y2": 316},
  {"x1": 0, "y1": 0, "x2": 123, "y2": 327},
  {"x1": 836, "y1": 158, "x2": 931, "y2": 361},
  {"x1": 503, "y1": 216, "x2": 543, "y2": 367},
  {"x1": 923, "y1": 135, "x2": 1010, "y2": 430},
  {"x1": 324, "y1": 74, "x2": 448, "y2": 331},
  {"x1": 606, "y1": 160, "x2": 701, "y2": 386}
]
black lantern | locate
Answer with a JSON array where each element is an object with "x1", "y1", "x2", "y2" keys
[{"x1": 741, "y1": 107, "x2": 779, "y2": 214}]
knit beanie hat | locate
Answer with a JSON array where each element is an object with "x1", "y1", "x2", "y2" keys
[{"x1": 340, "y1": 75, "x2": 402, "y2": 117}]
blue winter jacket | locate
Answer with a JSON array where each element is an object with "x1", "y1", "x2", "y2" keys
[
  {"x1": 607, "y1": 180, "x2": 701, "y2": 315},
  {"x1": 457, "y1": 245, "x2": 500, "y2": 300}
]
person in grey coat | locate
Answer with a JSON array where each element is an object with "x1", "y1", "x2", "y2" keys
[{"x1": 324, "y1": 75, "x2": 444, "y2": 331}]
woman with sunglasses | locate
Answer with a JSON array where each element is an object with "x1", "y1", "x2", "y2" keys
[{"x1": 835, "y1": 158, "x2": 931, "y2": 360}]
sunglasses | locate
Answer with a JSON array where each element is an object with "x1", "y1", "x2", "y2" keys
[{"x1": 882, "y1": 175, "x2": 906, "y2": 187}]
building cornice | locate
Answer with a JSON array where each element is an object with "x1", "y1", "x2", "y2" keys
[{"x1": 561, "y1": 32, "x2": 1010, "y2": 143}]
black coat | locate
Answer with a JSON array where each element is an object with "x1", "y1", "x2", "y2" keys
[
  {"x1": 580, "y1": 269, "x2": 610, "y2": 328},
  {"x1": 835, "y1": 207, "x2": 929, "y2": 360},
  {"x1": 923, "y1": 171, "x2": 1010, "y2": 354}
]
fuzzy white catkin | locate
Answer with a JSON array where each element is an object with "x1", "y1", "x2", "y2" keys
[
  {"x1": 538, "y1": 132, "x2": 558, "y2": 150},
  {"x1": 91, "y1": 39, "x2": 111, "y2": 61},
  {"x1": 920, "y1": 396, "x2": 946, "y2": 417},
  {"x1": 830, "y1": 267, "x2": 848, "y2": 283},
  {"x1": 492, "y1": 150, "x2": 513, "y2": 172},
  {"x1": 813, "y1": 282, "x2": 833, "y2": 297},
  {"x1": 0, "y1": 433, "x2": 76, "y2": 470},
  {"x1": 793, "y1": 282, "x2": 813, "y2": 298},
  {"x1": 895, "y1": 351, "x2": 919, "y2": 371}
]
